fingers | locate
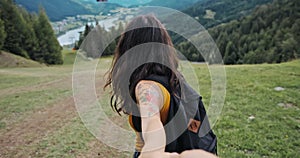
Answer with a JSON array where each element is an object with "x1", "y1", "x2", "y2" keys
[
  {"x1": 165, "y1": 152, "x2": 180, "y2": 158},
  {"x1": 179, "y1": 150, "x2": 218, "y2": 158}
]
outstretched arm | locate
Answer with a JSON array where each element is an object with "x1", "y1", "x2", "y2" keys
[
  {"x1": 135, "y1": 80, "x2": 218, "y2": 158},
  {"x1": 135, "y1": 80, "x2": 178, "y2": 158}
]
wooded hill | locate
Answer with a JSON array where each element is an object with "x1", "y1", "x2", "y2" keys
[
  {"x1": 176, "y1": 0, "x2": 299, "y2": 64},
  {"x1": 209, "y1": 0, "x2": 299, "y2": 64},
  {"x1": 183, "y1": 0, "x2": 273, "y2": 28}
]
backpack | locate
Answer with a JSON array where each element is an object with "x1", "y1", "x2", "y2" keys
[{"x1": 131, "y1": 74, "x2": 217, "y2": 154}]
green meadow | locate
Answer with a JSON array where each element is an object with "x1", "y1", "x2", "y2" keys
[{"x1": 0, "y1": 50, "x2": 299, "y2": 157}]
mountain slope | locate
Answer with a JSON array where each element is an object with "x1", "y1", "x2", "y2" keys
[
  {"x1": 15, "y1": 0, "x2": 122, "y2": 21},
  {"x1": 71, "y1": 0, "x2": 122, "y2": 13},
  {"x1": 15, "y1": 0, "x2": 91, "y2": 21},
  {"x1": 183, "y1": 0, "x2": 273, "y2": 28},
  {"x1": 145, "y1": 0, "x2": 201, "y2": 10},
  {"x1": 208, "y1": 0, "x2": 300, "y2": 64},
  {"x1": 174, "y1": 0, "x2": 299, "y2": 64}
]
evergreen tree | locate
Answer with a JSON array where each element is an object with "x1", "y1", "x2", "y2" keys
[
  {"x1": 0, "y1": 18, "x2": 6, "y2": 50},
  {"x1": 18, "y1": 7, "x2": 39, "y2": 59},
  {"x1": 280, "y1": 33, "x2": 298, "y2": 61},
  {"x1": 83, "y1": 23, "x2": 92, "y2": 37},
  {"x1": 117, "y1": 22, "x2": 124, "y2": 35},
  {"x1": 34, "y1": 8, "x2": 63, "y2": 64},
  {"x1": 76, "y1": 24, "x2": 91, "y2": 49},
  {"x1": 75, "y1": 21, "x2": 126, "y2": 57},
  {"x1": 224, "y1": 41, "x2": 237, "y2": 64},
  {"x1": 291, "y1": 19, "x2": 300, "y2": 58},
  {"x1": 0, "y1": 0, "x2": 28, "y2": 58}
]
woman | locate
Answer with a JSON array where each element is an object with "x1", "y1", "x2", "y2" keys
[{"x1": 104, "y1": 15, "x2": 217, "y2": 158}]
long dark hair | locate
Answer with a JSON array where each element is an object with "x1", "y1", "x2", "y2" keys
[{"x1": 104, "y1": 15, "x2": 180, "y2": 115}]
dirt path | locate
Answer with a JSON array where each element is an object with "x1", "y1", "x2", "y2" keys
[
  {"x1": 0, "y1": 77, "x2": 71, "y2": 99},
  {"x1": 0, "y1": 68, "x2": 76, "y2": 157},
  {"x1": 0, "y1": 68, "x2": 131, "y2": 157},
  {"x1": 0, "y1": 96, "x2": 76, "y2": 157}
]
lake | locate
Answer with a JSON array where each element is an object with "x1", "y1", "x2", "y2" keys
[{"x1": 57, "y1": 17, "x2": 118, "y2": 46}]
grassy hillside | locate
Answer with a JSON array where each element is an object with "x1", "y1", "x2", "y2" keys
[
  {"x1": 0, "y1": 51, "x2": 44, "y2": 68},
  {"x1": 199, "y1": 60, "x2": 300, "y2": 157},
  {"x1": 0, "y1": 48, "x2": 87, "y2": 68},
  {"x1": 62, "y1": 49, "x2": 77, "y2": 65},
  {"x1": 0, "y1": 50, "x2": 299, "y2": 157}
]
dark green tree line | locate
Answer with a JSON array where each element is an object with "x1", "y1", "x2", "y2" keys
[
  {"x1": 0, "y1": 18, "x2": 6, "y2": 50},
  {"x1": 0, "y1": 0, "x2": 62, "y2": 65}
]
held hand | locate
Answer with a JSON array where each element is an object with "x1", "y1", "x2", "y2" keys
[
  {"x1": 139, "y1": 152, "x2": 180, "y2": 158},
  {"x1": 166, "y1": 152, "x2": 180, "y2": 158},
  {"x1": 179, "y1": 150, "x2": 218, "y2": 158},
  {"x1": 139, "y1": 150, "x2": 218, "y2": 158}
]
